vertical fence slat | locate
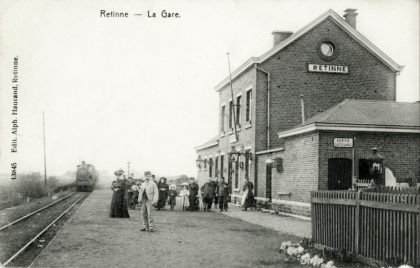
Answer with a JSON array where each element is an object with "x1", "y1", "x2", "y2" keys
[
  {"x1": 367, "y1": 206, "x2": 371, "y2": 258},
  {"x1": 404, "y1": 208, "x2": 408, "y2": 263},
  {"x1": 355, "y1": 191, "x2": 360, "y2": 255},
  {"x1": 416, "y1": 195, "x2": 420, "y2": 265},
  {"x1": 376, "y1": 205, "x2": 379, "y2": 260},
  {"x1": 385, "y1": 207, "x2": 389, "y2": 260},
  {"x1": 409, "y1": 195, "x2": 414, "y2": 264},
  {"x1": 398, "y1": 208, "x2": 401, "y2": 262},
  {"x1": 394, "y1": 195, "x2": 398, "y2": 261},
  {"x1": 334, "y1": 203, "x2": 338, "y2": 249}
]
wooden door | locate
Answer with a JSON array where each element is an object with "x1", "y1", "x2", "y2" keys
[{"x1": 328, "y1": 158, "x2": 352, "y2": 190}]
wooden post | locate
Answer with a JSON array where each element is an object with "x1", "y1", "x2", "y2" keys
[
  {"x1": 311, "y1": 192, "x2": 315, "y2": 242},
  {"x1": 416, "y1": 194, "x2": 420, "y2": 265},
  {"x1": 354, "y1": 191, "x2": 361, "y2": 255}
]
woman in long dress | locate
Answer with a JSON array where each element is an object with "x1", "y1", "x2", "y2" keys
[
  {"x1": 156, "y1": 177, "x2": 169, "y2": 210},
  {"x1": 188, "y1": 178, "x2": 200, "y2": 211},
  {"x1": 110, "y1": 170, "x2": 130, "y2": 218},
  {"x1": 241, "y1": 178, "x2": 255, "y2": 211}
]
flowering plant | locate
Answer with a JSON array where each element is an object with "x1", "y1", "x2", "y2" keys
[{"x1": 279, "y1": 239, "x2": 335, "y2": 267}]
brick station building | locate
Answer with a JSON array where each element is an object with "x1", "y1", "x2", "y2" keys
[{"x1": 195, "y1": 9, "x2": 420, "y2": 217}]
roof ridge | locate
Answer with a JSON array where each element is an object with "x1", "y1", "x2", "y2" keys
[
  {"x1": 322, "y1": 98, "x2": 350, "y2": 121},
  {"x1": 215, "y1": 9, "x2": 403, "y2": 91},
  {"x1": 305, "y1": 98, "x2": 350, "y2": 124}
]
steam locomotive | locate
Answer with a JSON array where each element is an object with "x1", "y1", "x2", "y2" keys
[{"x1": 75, "y1": 161, "x2": 98, "y2": 192}]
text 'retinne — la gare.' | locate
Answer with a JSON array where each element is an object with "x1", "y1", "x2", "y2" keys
[{"x1": 100, "y1": 10, "x2": 180, "y2": 18}]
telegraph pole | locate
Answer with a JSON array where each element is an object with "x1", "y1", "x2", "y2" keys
[{"x1": 43, "y1": 111, "x2": 47, "y2": 186}]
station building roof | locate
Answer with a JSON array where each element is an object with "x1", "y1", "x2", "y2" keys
[
  {"x1": 278, "y1": 99, "x2": 420, "y2": 138},
  {"x1": 194, "y1": 136, "x2": 219, "y2": 152}
]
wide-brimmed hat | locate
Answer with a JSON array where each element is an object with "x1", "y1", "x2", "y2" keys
[
  {"x1": 144, "y1": 171, "x2": 152, "y2": 176},
  {"x1": 181, "y1": 182, "x2": 189, "y2": 188},
  {"x1": 114, "y1": 169, "x2": 124, "y2": 176},
  {"x1": 169, "y1": 184, "x2": 177, "y2": 190}
]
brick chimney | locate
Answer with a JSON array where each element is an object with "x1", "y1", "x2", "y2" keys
[
  {"x1": 272, "y1": 31, "x2": 293, "y2": 47},
  {"x1": 343, "y1": 8, "x2": 358, "y2": 29}
]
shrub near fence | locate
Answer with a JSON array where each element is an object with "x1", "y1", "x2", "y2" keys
[{"x1": 311, "y1": 189, "x2": 420, "y2": 267}]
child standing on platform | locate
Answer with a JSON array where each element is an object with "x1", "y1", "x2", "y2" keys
[
  {"x1": 179, "y1": 183, "x2": 190, "y2": 211},
  {"x1": 168, "y1": 184, "x2": 177, "y2": 211}
]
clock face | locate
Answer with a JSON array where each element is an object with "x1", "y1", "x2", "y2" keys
[{"x1": 320, "y1": 42, "x2": 334, "y2": 57}]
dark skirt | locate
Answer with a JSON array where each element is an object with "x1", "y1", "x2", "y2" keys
[
  {"x1": 157, "y1": 191, "x2": 168, "y2": 209},
  {"x1": 244, "y1": 190, "x2": 255, "y2": 208},
  {"x1": 110, "y1": 190, "x2": 130, "y2": 218},
  {"x1": 189, "y1": 193, "x2": 199, "y2": 211}
]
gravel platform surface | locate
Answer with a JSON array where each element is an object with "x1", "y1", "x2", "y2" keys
[{"x1": 31, "y1": 190, "x2": 305, "y2": 268}]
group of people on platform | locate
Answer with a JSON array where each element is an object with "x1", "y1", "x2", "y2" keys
[
  {"x1": 109, "y1": 169, "x2": 255, "y2": 232},
  {"x1": 200, "y1": 176, "x2": 255, "y2": 212}
]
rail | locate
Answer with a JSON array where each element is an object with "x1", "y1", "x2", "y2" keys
[
  {"x1": 0, "y1": 192, "x2": 76, "y2": 231},
  {"x1": 1, "y1": 192, "x2": 89, "y2": 267}
]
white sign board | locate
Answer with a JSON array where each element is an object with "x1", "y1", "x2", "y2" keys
[
  {"x1": 334, "y1": 138, "x2": 353, "y2": 148},
  {"x1": 229, "y1": 133, "x2": 237, "y2": 144},
  {"x1": 308, "y1": 64, "x2": 348, "y2": 74}
]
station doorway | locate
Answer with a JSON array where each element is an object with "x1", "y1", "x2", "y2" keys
[{"x1": 328, "y1": 158, "x2": 352, "y2": 190}]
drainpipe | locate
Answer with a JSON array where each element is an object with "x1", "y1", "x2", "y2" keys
[{"x1": 255, "y1": 65, "x2": 270, "y2": 150}]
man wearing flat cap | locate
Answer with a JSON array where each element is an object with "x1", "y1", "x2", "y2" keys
[{"x1": 138, "y1": 171, "x2": 159, "y2": 232}]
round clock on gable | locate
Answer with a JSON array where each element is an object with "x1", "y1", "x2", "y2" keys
[
  {"x1": 317, "y1": 40, "x2": 338, "y2": 60},
  {"x1": 320, "y1": 42, "x2": 334, "y2": 57}
]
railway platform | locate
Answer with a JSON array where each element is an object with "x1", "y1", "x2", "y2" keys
[{"x1": 31, "y1": 190, "x2": 306, "y2": 267}]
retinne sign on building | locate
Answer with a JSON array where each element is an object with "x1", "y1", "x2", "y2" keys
[{"x1": 308, "y1": 64, "x2": 349, "y2": 74}]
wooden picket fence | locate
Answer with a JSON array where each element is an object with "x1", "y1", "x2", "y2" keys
[{"x1": 311, "y1": 189, "x2": 420, "y2": 266}]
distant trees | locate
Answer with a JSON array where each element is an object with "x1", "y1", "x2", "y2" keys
[
  {"x1": 174, "y1": 174, "x2": 190, "y2": 185},
  {"x1": 47, "y1": 176, "x2": 60, "y2": 190},
  {"x1": 14, "y1": 172, "x2": 47, "y2": 199},
  {"x1": 0, "y1": 173, "x2": 73, "y2": 209}
]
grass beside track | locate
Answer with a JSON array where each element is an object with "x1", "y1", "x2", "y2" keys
[
  {"x1": 0, "y1": 190, "x2": 75, "y2": 227},
  {"x1": 0, "y1": 192, "x2": 87, "y2": 265}
]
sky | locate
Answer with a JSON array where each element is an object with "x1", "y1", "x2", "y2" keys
[{"x1": 0, "y1": 0, "x2": 418, "y2": 180}]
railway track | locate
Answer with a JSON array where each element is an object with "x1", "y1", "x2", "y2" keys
[
  {"x1": 0, "y1": 192, "x2": 89, "y2": 267},
  {"x1": 0, "y1": 192, "x2": 77, "y2": 231}
]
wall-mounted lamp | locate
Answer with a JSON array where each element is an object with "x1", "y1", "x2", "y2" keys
[
  {"x1": 196, "y1": 155, "x2": 203, "y2": 168},
  {"x1": 228, "y1": 146, "x2": 241, "y2": 162},
  {"x1": 367, "y1": 147, "x2": 384, "y2": 175},
  {"x1": 229, "y1": 145, "x2": 254, "y2": 165},
  {"x1": 274, "y1": 157, "x2": 283, "y2": 172}
]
